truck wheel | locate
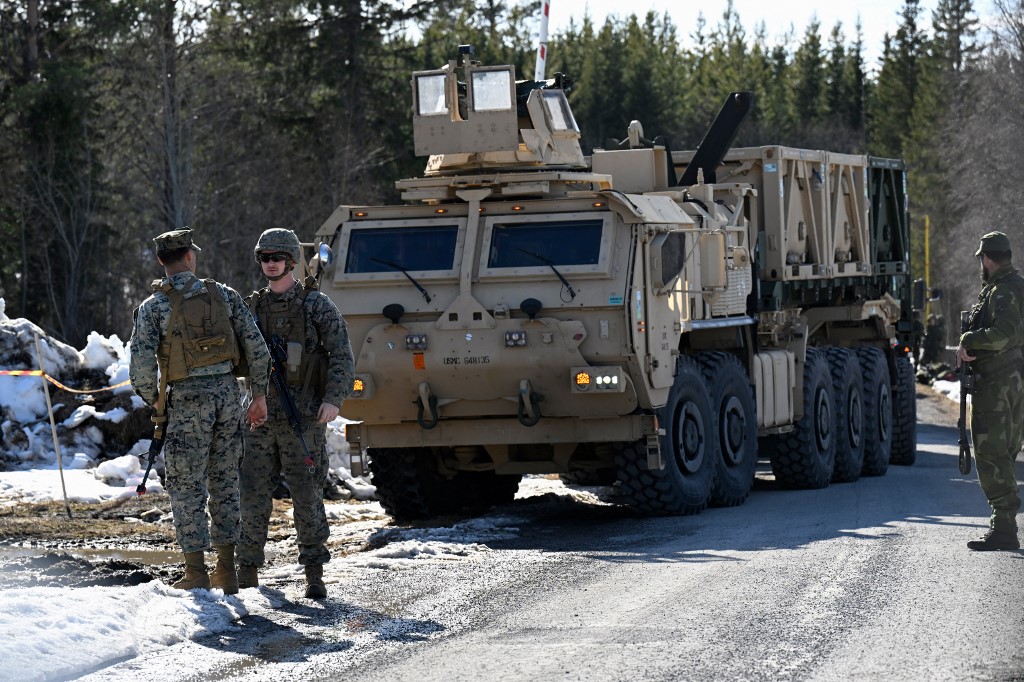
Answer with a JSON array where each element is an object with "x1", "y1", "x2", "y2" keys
[
  {"x1": 826, "y1": 348, "x2": 865, "y2": 483},
  {"x1": 767, "y1": 347, "x2": 836, "y2": 488},
  {"x1": 368, "y1": 447, "x2": 457, "y2": 520},
  {"x1": 615, "y1": 356, "x2": 716, "y2": 515},
  {"x1": 699, "y1": 352, "x2": 757, "y2": 507},
  {"x1": 856, "y1": 347, "x2": 892, "y2": 476},
  {"x1": 890, "y1": 355, "x2": 917, "y2": 465}
]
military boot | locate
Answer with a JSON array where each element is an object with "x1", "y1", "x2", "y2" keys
[
  {"x1": 967, "y1": 529, "x2": 1020, "y2": 551},
  {"x1": 237, "y1": 565, "x2": 259, "y2": 589},
  {"x1": 172, "y1": 551, "x2": 211, "y2": 590},
  {"x1": 210, "y1": 545, "x2": 239, "y2": 595},
  {"x1": 304, "y1": 564, "x2": 327, "y2": 599}
]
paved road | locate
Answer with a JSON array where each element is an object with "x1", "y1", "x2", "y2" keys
[{"x1": 86, "y1": 389, "x2": 1024, "y2": 681}]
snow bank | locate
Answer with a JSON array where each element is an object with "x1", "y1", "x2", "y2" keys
[{"x1": 0, "y1": 582, "x2": 247, "y2": 682}]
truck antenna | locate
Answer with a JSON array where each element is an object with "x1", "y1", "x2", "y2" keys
[{"x1": 534, "y1": 0, "x2": 551, "y2": 81}]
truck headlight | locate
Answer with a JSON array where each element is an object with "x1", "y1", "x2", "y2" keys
[
  {"x1": 505, "y1": 330, "x2": 528, "y2": 347},
  {"x1": 406, "y1": 334, "x2": 429, "y2": 351},
  {"x1": 571, "y1": 367, "x2": 625, "y2": 393}
]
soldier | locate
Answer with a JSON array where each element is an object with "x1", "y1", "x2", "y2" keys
[
  {"x1": 129, "y1": 228, "x2": 271, "y2": 592},
  {"x1": 238, "y1": 228, "x2": 355, "y2": 599},
  {"x1": 956, "y1": 231, "x2": 1024, "y2": 551},
  {"x1": 920, "y1": 313, "x2": 946, "y2": 365}
]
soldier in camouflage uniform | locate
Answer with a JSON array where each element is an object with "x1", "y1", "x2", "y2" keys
[
  {"x1": 238, "y1": 228, "x2": 355, "y2": 599},
  {"x1": 129, "y1": 228, "x2": 271, "y2": 592},
  {"x1": 956, "y1": 231, "x2": 1024, "y2": 551}
]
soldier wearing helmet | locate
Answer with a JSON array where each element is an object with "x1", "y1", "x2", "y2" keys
[
  {"x1": 955, "y1": 230, "x2": 1024, "y2": 551},
  {"x1": 237, "y1": 228, "x2": 356, "y2": 598},
  {"x1": 129, "y1": 228, "x2": 271, "y2": 594}
]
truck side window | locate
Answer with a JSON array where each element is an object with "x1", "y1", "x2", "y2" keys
[
  {"x1": 345, "y1": 225, "x2": 459, "y2": 273},
  {"x1": 488, "y1": 220, "x2": 603, "y2": 268}
]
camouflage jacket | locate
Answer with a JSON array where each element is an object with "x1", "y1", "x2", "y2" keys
[
  {"x1": 249, "y1": 279, "x2": 355, "y2": 409},
  {"x1": 960, "y1": 264, "x2": 1024, "y2": 374},
  {"x1": 129, "y1": 271, "x2": 271, "y2": 406}
]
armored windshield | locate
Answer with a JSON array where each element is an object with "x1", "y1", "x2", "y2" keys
[
  {"x1": 345, "y1": 225, "x2": 459, "y2": 273},
  {"x1": 487, "y1": 220, "x2": 603, "y2": 268}
]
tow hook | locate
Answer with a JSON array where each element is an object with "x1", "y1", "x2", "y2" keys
[
  {"x1": 414, "y1": 382, "x2": 439, "y2": 429},
  {"x1": 517, "y1": 379, "x2": 543, "y2": 427}
]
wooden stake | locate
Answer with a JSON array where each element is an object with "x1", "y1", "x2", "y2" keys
[{"x1": 34, "y1": 334, "x2": 72, "y2": 519}]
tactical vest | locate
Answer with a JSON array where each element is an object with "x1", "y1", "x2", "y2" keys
[
  {"x1": 248, "y1": 280, "x2": 329, "y2": 403},
  {"x1": 156, "y1": 276, "x2": 241, "y2": 382},
  {"x1": 967, "y1": 268, "x2": 1024, "y2": 375}
]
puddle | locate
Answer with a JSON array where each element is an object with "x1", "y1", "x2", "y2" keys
[
  {"x1": 0, "y1": 545, "x2": 179, "y2": 589},
  {"x1": 0, "y1": 545, "x2": 180, "y2": 564}
]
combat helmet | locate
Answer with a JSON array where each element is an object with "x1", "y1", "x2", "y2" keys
[{"x1": 254, "y1": 228, "x2": 302, "y2": 264}]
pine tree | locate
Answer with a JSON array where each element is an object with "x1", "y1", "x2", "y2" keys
[
  {"x1": 905, "y1": 0, "x2": 981, "y2": 307},
  {"x1": 869, "y1": 0, "x2": 926, "y2": 157}
]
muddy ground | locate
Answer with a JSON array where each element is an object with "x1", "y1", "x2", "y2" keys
[{"x1": 0, "y1": 383, "x2": 964, "y2": 590}]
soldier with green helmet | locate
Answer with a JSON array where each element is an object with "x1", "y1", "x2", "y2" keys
[
  {"x1": 129, "y1": 228, "x2": 271, "y2": 592},
  {"x1": 955, "y1": 230, "x2": 1024, "y2": 551},
  {"x1": 237, "y1": 228, "x2": 355, "y2": 599}
]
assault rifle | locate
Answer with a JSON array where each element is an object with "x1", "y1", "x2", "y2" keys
[
  {"x1": 957, "y1": 310, "x2": 974, "y2": 476},
  {"x1": 138, "y1": 368, "x2": 170, "y2": 495},
  {"x1": 261, "y1": 325, "x2": 316, "y2": 473},
  {"x1": 136, "y1": 415, "x2": 165, "y2": 495}
]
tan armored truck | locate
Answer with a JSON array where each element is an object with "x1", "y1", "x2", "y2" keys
[{"x1": 309, "y1": 48, "x2": 918, "y2": 519}]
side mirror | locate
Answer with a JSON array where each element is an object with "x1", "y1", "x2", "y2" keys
[
  {"x1": 912, "y1": 278, "x2": 926, "y2": 312},
  {"x1": 650, "y1": 231, "x2": 687, "y2": 292},
  {"x1": 311, "y1": 242, "x2": 334, "y2": 277}
]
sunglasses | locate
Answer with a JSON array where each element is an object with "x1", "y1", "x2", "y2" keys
[{"x1": 259, "y1": 253, "x2": 290, "y2": 263}]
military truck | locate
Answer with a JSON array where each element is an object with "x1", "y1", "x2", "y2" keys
[{"x1": 309, "y1": 48, "x2": 918, "y2": 519}]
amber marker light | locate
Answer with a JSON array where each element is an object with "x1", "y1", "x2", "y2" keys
[
  {"x1": 512, "y1": 205, "x2": 524, "y2": 212},
  {"x1": 592, "y1": 202, "x2": 605, "y2": 208},
  {"x1": 352, "y1": 378, "x2": 365, "y2": 393},
  {"x1": 354, "y1": 211, "x2": 368, "y2": 217},
  {"x1": 435, "y1": 208, "x2": 448, "y2": 214},
  {"x1": 575, "y1": 371, "x2": 591, "y2": 389}
]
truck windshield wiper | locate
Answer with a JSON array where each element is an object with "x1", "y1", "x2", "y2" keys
[
  {"x1": 371, "y1": 257, "x2": 432, "y2": 303},
  {"x1": 515, "y1": 248, "x2": 577, "y2": 301}
]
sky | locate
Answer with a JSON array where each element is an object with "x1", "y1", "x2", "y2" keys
[{"x1": 544, "y1": 0, "x2": 950, "y2": 68}]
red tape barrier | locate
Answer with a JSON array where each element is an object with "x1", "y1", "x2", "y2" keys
[{"x1": 0, "y1": 369, "x2": 131, "y2": 394}]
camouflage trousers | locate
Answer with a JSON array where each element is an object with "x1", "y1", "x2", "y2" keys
[
  {"x1": 163, "y1": 374, "x2": 244, "y2": 553},
  {"x1": 970, "y1": 367, "x2": 1024, "y2": 532},
  {"x1": 238, "y1": 413, "x2": 330, "y2": 568}
]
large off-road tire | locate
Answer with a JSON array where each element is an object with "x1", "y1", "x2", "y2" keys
[
  {"x1": 826, "y1": 347, "x2": 865, "y2": 483},
  {"x1": 766, "y1": 347, "x2": 836, "y2": 489},
  {"x1": 368, "y1": 447, "x2": 460, "y2": 520},
  {"x1": 699, "y1": 351, "x2": 757, "y2": 507},
  {"x1": 856, "y1": 347, "x2": 892, "y2": 476},
  {"x1": 615, "y1": 355, "x2": 717, "y2": 515},
  {"x1": 890, "y1": 355, "x2": 917, "y2": 465}
]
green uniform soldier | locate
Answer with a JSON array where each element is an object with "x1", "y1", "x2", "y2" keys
[
  {"x1": 955, "y1": 231, "x2": 1024, "y2": 551},
  {"x1": 920, "y1": 313, "x2": 946, "y2": 365},
  {"x1": 129, "y1": 228, "x2": 271, "y2": 592},
  {"x1": 237, "y1": 228, "x2": 355, "y2": 599}
]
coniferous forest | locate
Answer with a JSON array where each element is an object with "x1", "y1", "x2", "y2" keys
[{"x1": 0, "y1": 0, "x2": 1020, "y2": 346}]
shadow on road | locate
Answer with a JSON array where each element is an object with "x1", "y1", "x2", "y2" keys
[
  {"x1": 383, "y1": 441, "x2": 1024, "y2": 566},
  {"x1": 193, "y1": 589, "x2": 444, "y2": 665}
]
